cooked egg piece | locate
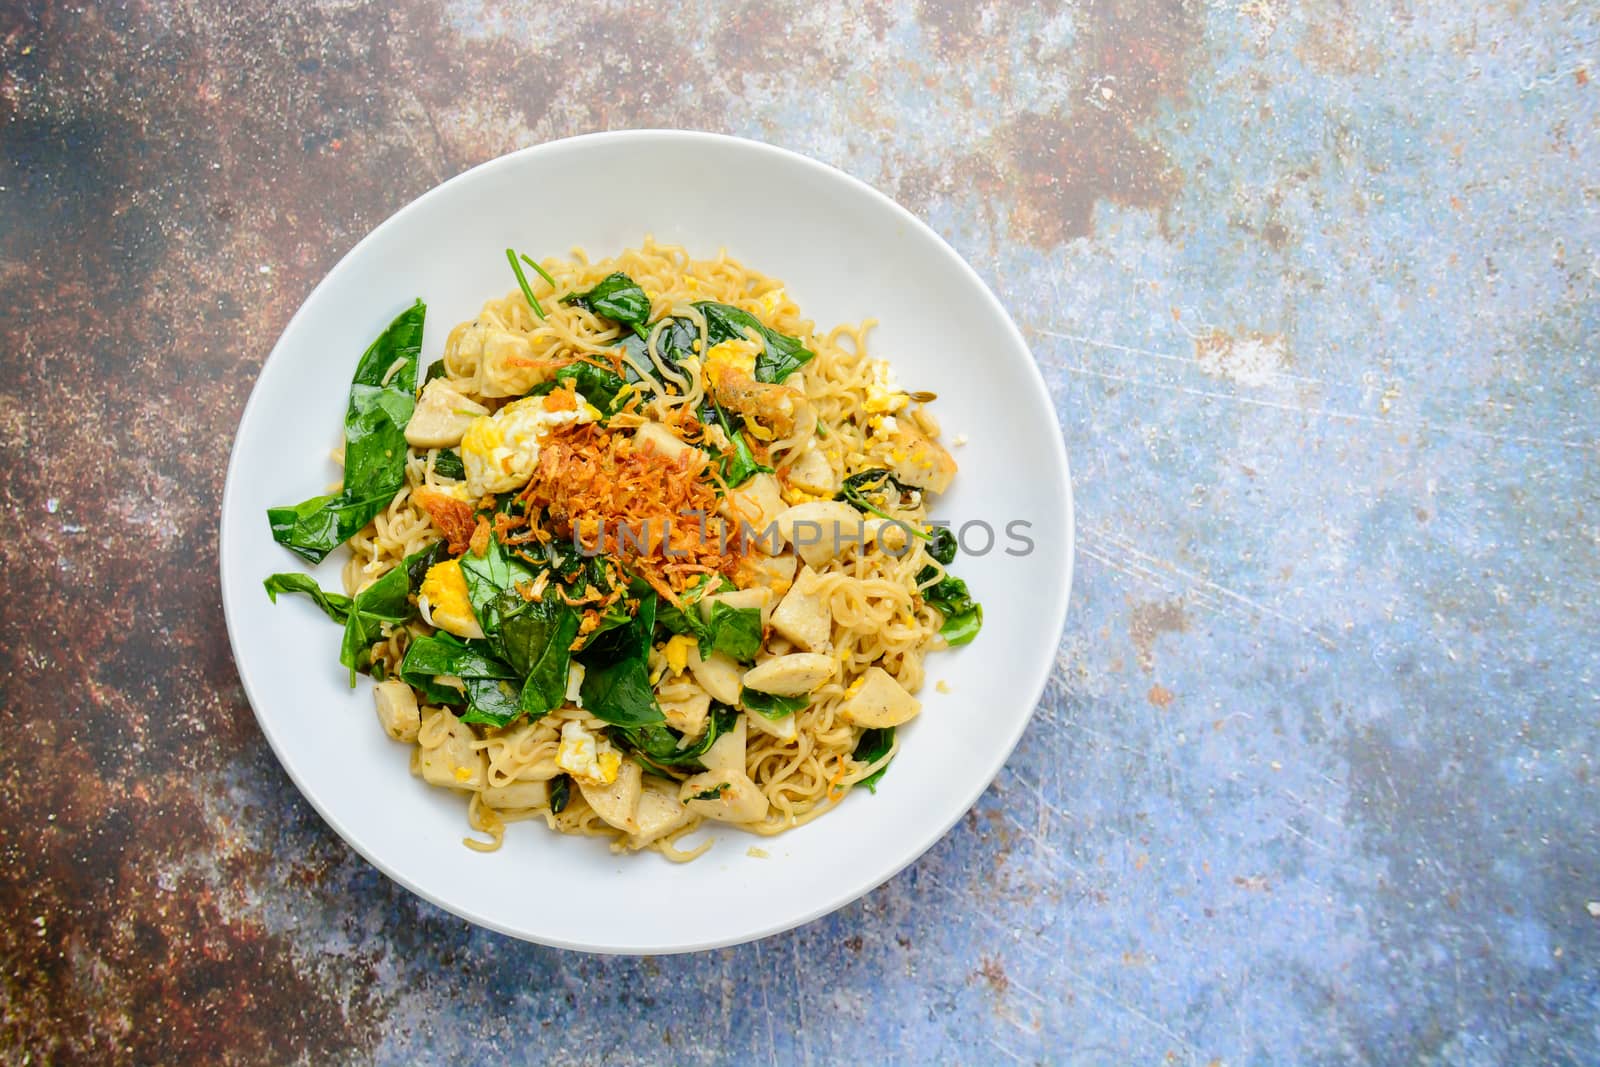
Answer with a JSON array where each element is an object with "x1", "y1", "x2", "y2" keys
[
  {"x1": 556, "y1": 720, "x2": 622, "y2": 785},
  {"x1": 460, "y1": 392, "x2": 597, "y2": 496},
  {"x1": 418, "y1": 559, "x2": 484, "y2": 640}
]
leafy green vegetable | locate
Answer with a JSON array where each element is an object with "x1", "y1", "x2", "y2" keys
[
  {"x1": 611, "y1": 315, "x2": 699, "y2": 394},
  {"x1": 432, "y1": 449, "x2": 466, "y2": 481},
  {"x1": 578, "y1": 584, "x2": 664, "y2": 727},
  {"x1": 268, "y1": 301, "x2": 424, "y2": 563},
  {"x1": 460, "y1": 676, "x2": 526, "y2": 726},
  {"x1": 654, "y1": 574, "x2": 727, "y2": 636},
  {"x1": 454, "y1": 536, "x2": 583, "y2": 724},
  {"x1": 404, "y1": 540, "x2": 452, "y2": 590},
  {"x1": 695, "y1": 301, "x2": 815, "y2": 383},
  {"x1": 400, "y1": 633, "x2": 515, "y2": 713},
  {"x1": 337, "y1": 560, "x2": 414, "y2": 684},
  {"x1": 928, "y1": 525, "x2": 958, "y2": 566},
  {"x1": 653, "y1": 576, "x2": 756, "y2": 660},
  {"x1": 423, "y1": 360, "x2": 449, "y2": 384},
  {"x1": 565, "y1": 272, "x2": 651, "y2": 336},
  {"x1": 515, "y1": 607, "x2": 580, "y2": 719},
  {"x1": 263, "y1": 573, "x2": 352, "y2": 624},
  {"x1": 700, "y1": 394, "x2": 772, "y2": 488},
  {"x1": 531, "y1": 361, "x2": 630, "y2": 416},
  {"x1": 689, "y1": 783, "x2": 729, "y2": 801},
  {"x1": 505, "y1": 248, "x2": 547, "y2": 319},
  {"x1": 740, "y1": 687, "x2": 809, "y2": 719},
  {"x1": 852, "y1": 727, "x2": 895, "y2": 793},
  {"x1": 549, "y1": 774, "x2": 571, "y2": 813},
  {"x1": 401, "y1": 632, "x2": 519, "y2": 681},
  {"x1": 917, "y1": 565, "x2": 983, "y2": 647},
  {"x1": 613, "y1": 707, "x2": 738, "y2": 778},
  {"x1": 836, "y1": 469, "x2": 930, "y2": 540},
  {"x1": 701, "y1": 599, "x2": 762, "y2": 662}
]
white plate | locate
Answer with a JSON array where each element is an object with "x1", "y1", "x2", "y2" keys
[{"x1": 220, "y1": 130, "x2": 1073, "y2": 954}]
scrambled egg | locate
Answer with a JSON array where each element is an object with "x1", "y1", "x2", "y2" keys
[
  {"x1": 419, "y1": 559, "x2": 483, "y2": 640},
  {"x1": 864, "y1": 360, "x2": 908, "y2": 415},
  {"x1": 755, "y1": 288, "x2": 786, "y2": 317},
  {"x1": 702, "y1": 338, "x2": 760, "y2": 384},
  {"x1": 556, "y1": 720, "x2": 621, "y2": 785},
  {"x1": 460, "y1": 393, "x2": 598, "y2": 496},
  {"x1": 662, "y1": 634, "x2": 698, "y2": 676}
]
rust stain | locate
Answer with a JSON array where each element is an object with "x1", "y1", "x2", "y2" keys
[
  {"x1": 997, "y1": 0, "x2": 1200, "y2": 244},
  {"x1": 976, "y1": 955, "x2": 1010, "y2": 996},
  {"x1": 1147, "y1": 683, "x2": 1175, "y2": 707},
  {"x1": 1128, "y1": 597, "x2": 1189, "y2": 671}
]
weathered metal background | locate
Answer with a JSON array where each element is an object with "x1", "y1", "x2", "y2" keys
[{"x1": 3, "y1": 0, "x2": 1597, "y2": 1062}]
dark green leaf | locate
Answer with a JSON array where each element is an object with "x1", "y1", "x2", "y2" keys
[
  {"x1": 515, "y1": 606, "x2": 580, "y2": 720},
  {"x1": 853, "y1": 727, "x2": 895, "y2": 793},
  {"x1": 268, "y1": 301, "x2": 425, "y2": 563},
  {"x1": 401, "y1": 633, "x2": 518, "y2": 681},
  {"x1": 263, "y1": 573, "x2": 352, "y2": 624},
  {"x1": 578, "y1": 587, "x2": 664, "y2": 727},
  {"x1": 613, "y1": 707, "x2": 737, "y2": 777},
  {"x1": 695, "y1": 302, "x2": 815, "y2": 383},
  {"x1": 558, "y1": 362, "x2": 630, "y2": 414},
  {"x1": 836, "y1": 468, "x2": 931, "y2": 540},
  {"x1": 404, "y1": 540, "x2": 452, "y2": 590},
  {"x1": 432, "y1": 449, "x2": 466, "y2": 481},
  {"x1": 700, "y1": 600, "x2": 762, "y2": 662},
  {"x1": 564, "y1": 272, "x2": 651, "y2": 332},
  {"x1": 928, "y1": 526, "x2": 958, "y2": 566},
  {"x1": 612, "y1": 315, "x2": 699, "y2": 393},
  {"x1": 917, "y1": 565, "x2": 983, "y2": 647},
  {"x1": 549, "y1": 775, "x2": 571, "y2": 813},
  {"x1": 423, "y1": 360, "x2": 449, "y2": 384},
  {"x1": 338, "y1": 562, "x2": 414, "y2": 682},
  {"x1": 740, "y1": 687, "x2": 809, "y2": 719},
  {"x1": 459, "y1": 676, "x2": 525, "y2": 726},
  {"x1": 655, "y1": 574, "x2": 731, "y2": 639},
  {"x1": 689, "y1": 783, "x2": 729, "y2": 801}
]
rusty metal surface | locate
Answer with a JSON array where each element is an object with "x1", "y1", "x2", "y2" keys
[{"x1": 3, "y1": 1, "x2": 1598, "y2": 1062}]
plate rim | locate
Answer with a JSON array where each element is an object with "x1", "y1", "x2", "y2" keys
[{"x1": 219, "y1": 128, "x2": 1075, "y2": 954}]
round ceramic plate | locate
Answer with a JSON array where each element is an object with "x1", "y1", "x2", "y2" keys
[{"x1": 219, "y1": 130, "x2": 1074, "y2": 953}]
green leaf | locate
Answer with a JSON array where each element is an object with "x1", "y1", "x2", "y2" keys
[
  {"x1": 689, "y1": 783, "x2": 729, "y2": 801},
  {"x1": 268, "y1": 300, "x2": 425, "y2": 563},
  {"x1": 700, "y1": 600, "x2": 762, "y2": 662},
  {"x1": 565, "y1": 272, "x2": 651, "y2": 332},
  {"x1": 432, "y1": 449, "x2": 466, "y2": 481},
  {"x1": 458, "y1": 537, "x2": 538, "y2": 641},
  {"x1": 695, "y1": 301, "x2": 815, "y2": 383},
  {"x1": 515, "y1": 605, "x2": 580, "y2": 720},
  {"x1": 459, "y1": 676, "x2": 525, "y2": 726},
  {"x1": 403, "y1": 540, "x2": 451, "y2": 591},
  {"x1": 928, "y1": 525, "x2": 958, "y2": 566},
  {"x1": 655, "y1": 574, "x2": 730, "y2": 639},
  {"x1": 740, "y1": 687, "x2": 809, "y2": 720},
  {"x1": 531, "y1": 361, "x2": 630, "y2": 416},
  {"x1": 853, "y1": 727, "x2": 895, "y2": 793},
  {"x1": 836, "y1": 468, "x2": 931, "y2": 540},
  {"x1": 613, "y1": 707, "x2": 737, "y2": 777},
  {"x1": 578, "y1": 586, "x2": 664, "y2": 727},
  {"x1": 338, "y1": 562, "x2": 413, "y2": 683},
  {"x1": 549, "y1": 774, "x2": 571, "y2": 813},
  {"x1": 612, "y1": 315, "x2": 698, "y2": 390},
  {"x1": 917, "y1": 565, "x2": 983, "y2": 647},
  {"x1": 402, "y1": 633, "x2": 518, "y2": 680},
  {"x1": 263, "y1": 573, "x2": 352, "y2": 624}
]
